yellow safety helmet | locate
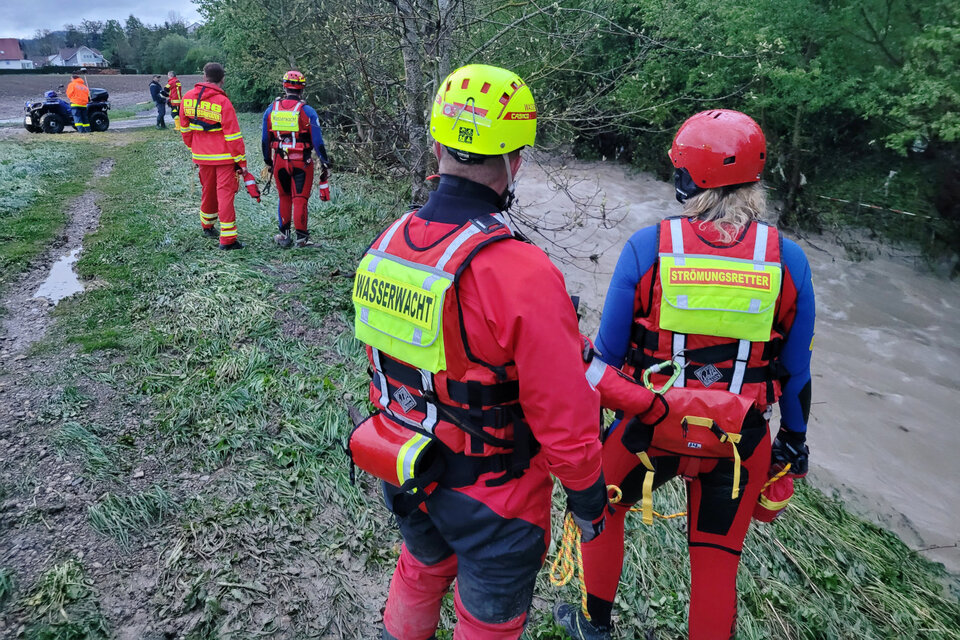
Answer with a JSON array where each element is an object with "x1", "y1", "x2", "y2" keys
[{"x1": 430, "y1": 64, "x2": 537, "y2": 160}]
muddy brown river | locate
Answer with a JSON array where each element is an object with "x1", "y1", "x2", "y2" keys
[{"x1": 518, "y1": 156, "x2": 960, "y2": 573}]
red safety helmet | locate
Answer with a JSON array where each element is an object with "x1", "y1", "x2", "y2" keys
[
  {"x1": 669, "y1": 109, "x2": 766, "y2": 189},
  {"x1": 283, "y1": 70, "x2": 306, "y2": 90}
]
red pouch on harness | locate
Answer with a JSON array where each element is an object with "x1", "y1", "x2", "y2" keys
[
  {"x1": 348, "y1": 412, "x2": 437, "y2": 489},
  {"x1": 622, "y1": 387, "x2": 754, "y2": 459}
]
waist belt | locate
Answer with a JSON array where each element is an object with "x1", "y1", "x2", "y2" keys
[{"x1": 377, "y1": 351, "x2": 520, "y2": 407}]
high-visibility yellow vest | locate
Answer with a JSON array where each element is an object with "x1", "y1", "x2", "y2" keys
[
  {"x1": 658, "y1": 218, "x2": 781, "y2": 342},
  {"x1": 353, "y1": 245, "x2": 453, "y2": 374}
]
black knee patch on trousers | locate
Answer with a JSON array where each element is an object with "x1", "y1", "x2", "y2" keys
[
  {"x1": 694, "y1": 460, "x2": 749, "y2": 536},
  {"x1": 278, "y1": 167, "x2": 308, "y2": 195}
]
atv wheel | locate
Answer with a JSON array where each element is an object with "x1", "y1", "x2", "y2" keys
[
  {"x1": 24, "y1": 122, "x2": 40, "y2": 133},
  {"x1": 39, "y1": 112, "x2": 64, "y2": 134},
  {"x1": 89, "y1": 112, "x2": 109, "y2": 132}
]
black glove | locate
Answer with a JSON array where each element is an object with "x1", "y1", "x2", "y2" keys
[
  {"x1": 771, "y1": 428, "x2": 809, "y2": 477},
  {"x1": 564, "y1": 474, "x2": 609, "y2": 544},
  {"x1": 572, "y1": 511, "x2": 605, "y2": 544},
  {"x1": 620, "y1": 394, "x2": 668, "y2": 454}
]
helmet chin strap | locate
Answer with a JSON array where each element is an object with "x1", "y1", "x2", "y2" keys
[{"x1": 499, "y1": 153, "x2": 517, "y2": 213}]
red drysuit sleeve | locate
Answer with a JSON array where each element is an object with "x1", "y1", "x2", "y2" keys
[
  {"x1": 179, "y1": 92, "x2": 193, "y2": 148},
  {"x1": 220, "y1": 100, "x2": 246, "y2": 168},
  {"x1": 459, "y1": 241, "x2": 603, "y2": 492},
  {"x1": 581, "y1": 336, "x2": 661, "y2": 418}
]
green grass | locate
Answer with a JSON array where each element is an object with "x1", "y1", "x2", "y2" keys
[
  {"x1": 8, "y1": 117, "x2": 957, "y2": 638},
  {"x1": 21, "y1": 559, "x2": 109, "y2": 639},
  {"x1": 88, "y1": 485, "x2": 175, "y2": 547},
  {"x1": 0, "y1": 138, "x2": 101, "y2": 293},
  {"x1": 109, "y1": 102, "x2": 152, "y2": 120},
  {"x1": 53, "y1": 421, "x2": 122, "y2": 480},
  {"x1": 0, "y1": 567, "x2": 15, "y2": 606}
]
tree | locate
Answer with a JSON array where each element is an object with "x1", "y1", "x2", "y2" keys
[
  {"x1": 102, "y1": 20, "x2": 132, "y2": 67},
  {"x1": 154, "y1": 34, "x2": 193, "y2": 74},
  {"x1": 64, "y1": 24, "x2": 83, "y2": 48},
  {"x1": 79, "y1": 19, "x2": 105, "y2": 50}
]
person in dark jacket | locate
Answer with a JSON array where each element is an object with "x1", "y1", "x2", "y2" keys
[{"x1": 149, "y1": 75, "x2": 168, "y2": 129}]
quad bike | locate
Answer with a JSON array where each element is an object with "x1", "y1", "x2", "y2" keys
[{"x1": 23, "y1": 87, "x2": 111, "y2": 134}]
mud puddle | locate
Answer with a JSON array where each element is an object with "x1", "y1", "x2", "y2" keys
[
  {"x1": 33, "y1": 248, "x2": 84, "y2": 303},
  {"x1": 0, "y1": 158, "x2": 114, "y2": 358},
  {"x1": 519, "y1": 155, "x2": 960, "y2": 573}
]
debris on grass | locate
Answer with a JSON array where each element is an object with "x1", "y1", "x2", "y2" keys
[
  {"x1": 20, "y1": 559, "x2": 110, "y2": 639},
  {"x1": 87, "y1": 485, "x2": 175, "y2": 547},
  {"x1": 53, "y1": 421, "x2": 122, "y2": 480}
]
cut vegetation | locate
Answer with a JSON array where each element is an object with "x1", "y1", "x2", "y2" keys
[{"x1": 0, "y1": 119, "x2": 958, "y2": 639}]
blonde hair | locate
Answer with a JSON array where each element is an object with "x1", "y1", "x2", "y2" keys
[{"x1": 681, "y1": 182, "x2": 768, "y2": 243}]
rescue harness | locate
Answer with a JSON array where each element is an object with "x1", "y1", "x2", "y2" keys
[
  {"x1": 626, "y1": 217, "x2": 788, "y2": 406},
  {"x1": 268, "y1": 98, "x2": 312, "y2": 161},
  {"x1": 348, "y1": 211, "x2": 539, "y2": 515}
]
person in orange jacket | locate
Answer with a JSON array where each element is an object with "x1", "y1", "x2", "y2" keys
[
  {"x1": 65, "y1": 72, "x2": 90, "y2": 134},
  {"x1": 179, "y1": 62, "x2": 247, "y2": 250},
  {"x1": 166, "y1": 71, "x2": 183, "y2": 132}
]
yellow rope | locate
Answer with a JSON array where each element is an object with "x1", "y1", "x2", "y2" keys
[
  {"x1": 548, "y1": 465, "x2": 794, "y2": 622},
  {"x1": 549, "y1": 512, "x2": 591, "y2": 620},
  {"x1": 607, "y1": 463, "x2": 792, "y2": 521},
  {"x1": 608, "y1": 483, "x2": 686, "y2": 519}
]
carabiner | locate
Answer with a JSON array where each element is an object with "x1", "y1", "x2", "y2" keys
[{"x1": 642, "y1": 359, "x2": 681, "y2": 395}]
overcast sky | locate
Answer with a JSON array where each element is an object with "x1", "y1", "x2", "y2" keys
[{"x1": 2, "y1": 0, "x2": 203, "y2": 39}]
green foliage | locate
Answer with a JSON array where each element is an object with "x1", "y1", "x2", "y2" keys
[
  {"x1": 183, "y1": 42, "x2": 226, "y2": 75},
  {"x1": 154, "y1": 34, "x2": 192, "y2": 74},
  {"x1": 0, "y1": 568, "x2": 15, "y2": 606}
]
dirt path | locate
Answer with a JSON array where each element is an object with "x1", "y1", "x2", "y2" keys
[
  {"x1": 519, "y1": 156, "x2": 960, "y2": 573},
  {"x1": 0, "y1": 156, "x2": 161, "y2": 637},
  {"x1": 0, "y1": 159, "x2": 112, "y2": 357}
]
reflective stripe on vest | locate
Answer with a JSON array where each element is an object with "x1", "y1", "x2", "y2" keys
[
  {"x1": 658, "y1": 218, "x2": 781, "y2": 342},
  {"x1": 355, "y1": 212, "x2": 519, "y2": 452}
]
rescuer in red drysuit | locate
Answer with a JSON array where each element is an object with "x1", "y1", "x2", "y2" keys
[
  {"x1": 179, "y1": 62, "x2": 248, "y2": 249},
  {"x1": 554, "y1": 110, "x2": 816, "y2": 640},
  {"x1": 166, "y1": 71, "x2": 183, "y2": 132},
  {"x1": 350, "y1": 64, "x2": 666, "y2": 640},
  {"x1": 261, "y1": 70, "x2": 331, "y2": 248}
]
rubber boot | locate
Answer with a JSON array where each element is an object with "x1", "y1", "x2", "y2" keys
[
  {"x1": 202, "y1": 227, "x2": 219, "y2": 239},
  {"x1": 219, "y1": 240, "x2": 245, "y2": 251}
]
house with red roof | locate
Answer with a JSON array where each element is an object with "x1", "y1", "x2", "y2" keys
[{"x1": 0, "y1": 39, "x2": 34, "y2": 69}]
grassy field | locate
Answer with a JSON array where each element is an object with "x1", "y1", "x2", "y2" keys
[{"x1": 0, "y1": 119, "x2": 958, "y2": 639}]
